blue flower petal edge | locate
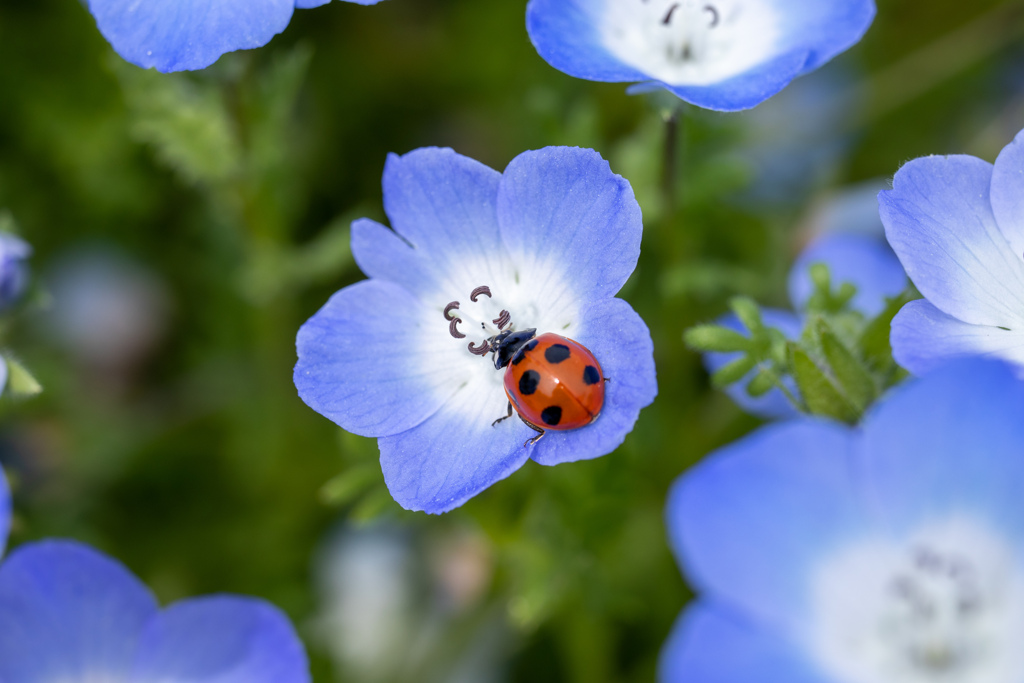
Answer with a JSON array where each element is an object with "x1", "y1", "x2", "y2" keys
[
  {"x1": 0, "y1": 466, "x2": 9, "y2": 557},
  {"x1": 88, "y1": 0, "x2": 387, "y2": 73}
]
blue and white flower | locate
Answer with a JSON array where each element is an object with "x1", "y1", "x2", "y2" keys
[
  {"x1": 0, "y1": 540, "x2": 310, "y2": 683},
  {"x1": 294, "y1": 146, "x2": 657, "y2": 514},
  {"x1": 525, "y1": 0, "x2": 876, "y2": 111},
  {"x1": 88, "y1": 0, "x2": 387, "y2": 73},
  {"x1": 704, "y1": 230, "x2": 905, "y2": 419},
  {"x1": 882, "y1": 126, "x2": 1024, "y2": 376},
  {"x1": 662, "y1": 358, "x2": 1024, "y2": 683}
]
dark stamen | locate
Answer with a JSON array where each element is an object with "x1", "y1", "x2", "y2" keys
[
  {"x1": 443, "y1": 301, "x2": 461, "y2": 321},
  {"x1": 468, "y1": 340, "x2": 491, "y2": 355},
  {"x1": 492, "y1": 310, "x2": 511, "y2": 330},
  {"x1": 662, "y1": 2, "x2": 679, "y2": 24},
  {"x1": 704, "y1": 4, "x2": 719, "y2": 27},
  {"x1": 449, "y1": 318, "x2": 466, "y2": 339},
  {"x1": 470, "y1": 286, "x2": 492, "y2": 302}
]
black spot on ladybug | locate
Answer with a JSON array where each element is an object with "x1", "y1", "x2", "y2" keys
[
  {"x1": 583, "y1": 365, "x2": 600, "y2": 385},
  {"x1": 541, "y1": 405, "x2": 562, "y2": 426},
  {"x1": 511, "y1": 340, "x2": 539, "y2": 366},
  {"x1": 544, "y1": 344, "x2": 571, "y2": 364},
  {"x1": 519, "y1": 370, "x2": 541, "y2": 395}
]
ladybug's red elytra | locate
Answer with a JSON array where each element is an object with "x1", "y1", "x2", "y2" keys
[{"x1": 443, "y1": 285, "x2": 607, "y2": 446}]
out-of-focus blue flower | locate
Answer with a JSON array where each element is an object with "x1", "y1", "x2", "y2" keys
[
  {"x1": 0, "y1": 540, "x2": 310, "y2": 682},
  {"x1": 661, "y1": 358, "x2": 1024, "y2": 683},
  {"x1": 882, "y1": 126, "x2": 1024, "y2": 376},
  {"x1": 295, "y1": 146, "x2": 657, "y2": 514},
  {"x1": 525, "y1": 0, "x2": 875, "y2": 111},
  {"x1": 87, "y1": 0, "x2": 387, "y2": 73},
  {"x1": 0, "y1": 233, "x2": 31, "y2": 311},
  {"x1": 0, "y1": 467, "x2": 9, "y2": 557},
  {"x1": 703, "y1": 231, "x2": 905, "y2": 419}
]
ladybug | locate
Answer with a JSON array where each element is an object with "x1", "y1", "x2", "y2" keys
[{"x1": 489, "y1": 328, "x2": 606, "y2": 445}]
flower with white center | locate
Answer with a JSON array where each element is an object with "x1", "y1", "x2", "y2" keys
[
  {"x1": 294, "y1": 146, "x2": 657, "y2": 514},
  {"x1": 660, "y1": 358, "x2": 1024, "y2": 683},
  {"x1": 526, "y1": 0, "x2": 876, "y2": 111},
  {"x1": 0, "y1": 540, "x2": 311, "y2": 683},
  {"x1": 882, "y1": 126, "x2": 1024, "y2": 376},
  {"x1": 87, "y1": 0, "x2": 386, "y2": 73},
  {"x1": 704, "y1": 230, "x2": 906, "y2": 419}
]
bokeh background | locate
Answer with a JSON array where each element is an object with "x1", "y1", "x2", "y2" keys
[{"x1": 0, "y1": 0, "x2": 1022, "y2": 680}]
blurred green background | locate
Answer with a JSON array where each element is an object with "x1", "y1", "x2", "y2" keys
[{"x1": 0, "y1": 0, "x2": 1021, "y2": 680}]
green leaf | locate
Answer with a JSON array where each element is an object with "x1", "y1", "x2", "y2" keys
[
  {"x1": 319, "y1": 464, "x2": 379, "y2": 507},
  {"x1": 789, "y1": 344, "x2": 857, "y2": 423},
  {"x1": 683, "y1": 324, "x2": 753, "y2": 353},
  {"x1": 818, "y1": 322, "x2": 875, "y2": 412},
  {"x1": 5, "y1": 358, "x2": 41, "y2": 397},
  {"x1": 728, "y1": 296, "x2": 762, "y2": 333},
  {"x1": 860, "y1": 287, "x2": 919, "y2": 369},
  {"x1": 112, "y1": 58, "x2": 241, "y2": 185},
  {"x1": 711, "y1": 354, "x2": 757, "y2": 387},
  {"x1": 745, "y1": 370, "x2": 776, "y2": 398}
]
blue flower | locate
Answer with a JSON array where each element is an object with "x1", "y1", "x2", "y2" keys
[
  {"x1": 525, "y1": 0, "x2": 876, "y2": 111},
  {"x1": 0, "y1": 233, "x2": 31, "y2": 311},
  {"x1": 295, "y1": 146, "x2": 657, "y2": 514},
  {"x1": 882, "y1": 126, "x2": 1024, "y2": 376},
  {"x1": 87, "y1": 0, "x2": 387, "y2": 73},
  {"x1": 703, "y1": 230, "x2": 905, "y2": 418},
  {"x1": 661, "y1": 358, "x2": 1024, "y2": 683},
  {"x1": 0, "y1": 540, "x2": 310, "y2": 682}
]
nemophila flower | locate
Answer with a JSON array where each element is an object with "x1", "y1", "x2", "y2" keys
[
  {"x1": 883, "y1": 127, "x2": 1024, "y2": 375},
  {"x1": 294, "y1": 146, "x2": 657, "y2": 514},
  {"x1": 704, "y1": 231, "x2": 905, "y2": 418},
  {"x1": 0, "y1": 540, "x2": 310, "y2": 683},
  {"x1": 0, "y1": 233, "x2": 31, "y2": 310},
  {"x1": 525, "y1": 0, "x2": 876, "y2": 111},
  {"x1": 662, "y1": 358, "x2": 1024, "y2": 683},
  {"x1": 88, "y1": 0, "x2": 387, "y2": 73}
]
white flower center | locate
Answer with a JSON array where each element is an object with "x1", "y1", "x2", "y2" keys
[
  {"x1": 810, "y1": 518, "x2": 1024, "y2": 683},
  {"x1": 600, "y1": 0, "x2": 779, "y2": 86}
]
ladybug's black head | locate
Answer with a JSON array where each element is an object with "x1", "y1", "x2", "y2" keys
[{"x1": 491, "y1": 328, "x2": 537, "y2": 370}]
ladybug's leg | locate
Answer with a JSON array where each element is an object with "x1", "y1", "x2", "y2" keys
[
  {"x1": 519, "y1": 414, "x2": 546, "y2": 446},
  {"x1": 491, "y1": 402, "x2": 514, "y2": 427}
]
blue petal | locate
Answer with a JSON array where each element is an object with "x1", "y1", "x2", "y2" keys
[
  {"x1": 880, "y1": 155, "x2": 1024, "y2": 328},
  {"x1": 788, "y1": 232, "x2": 907, "y2": 318},
  {"x1": 350, "y1": 218, "x2": 435, "y2": 300},
  {"x1": 770, "y1": 0, "x2": 876, "y2": 73},
  {"x1": 861, "y1": 357, "x2": 1024, "y2": 541},
  {"x1": 87, "y1": 0, "x2": 295, "y2": 72},
  {"x1": 294, "y1": 280, "x2": 456, "y2": 438},
  {"x1": 530, "y1": 297, "x2": 657, "y2": 466},
  {"x1": 703, "y1": 309, "x2": 803, "y2": 421},
  {"x1": 663, "y1": 49, "x2": 810, "y2": 112},
  {"x1": 296, "y1": 0, "x2": 386, "y2": 6},
  {"x1": 891, "y1": 299, "x2": 1024, "y2": 375},
  {"x1": 133, "y1": 596, "x2": 309, "y2": 683},
  {"x1": 660, "y1": 604, "x2": 830, "y2": 683},
  {"x1": 0, "y1": 540, "x2": 159, "y2": 683},
  {"x1": 667, "y1": 420, "x2": 864, "y2": 629},
  {"x1": 0, "y1": 466, "x2": 9, "y2": 556},
  {"x1": 375, "y1": 148, "x2": 504, "y2": 295},
  {"x1": 990, "y1": 126, "x2": 1024, "y2": 261},
  {"x1": 378, "y1": 383, "x2": 534, "y2": 515},
  {"x1": 525, "y1": 0, "x2": 649, "y2": 83},
  {"x1": 497, "y1": 147, "x2": 642, "y2": 303}
]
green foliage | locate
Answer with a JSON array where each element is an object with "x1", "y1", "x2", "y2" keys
[{"x1": 0, "y1": 0, "x2": 1014, "y2": 681}]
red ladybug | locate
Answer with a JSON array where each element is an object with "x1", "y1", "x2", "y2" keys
[{"x1": 489, "y1": 328, "x2": 605, "y2": 445}]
